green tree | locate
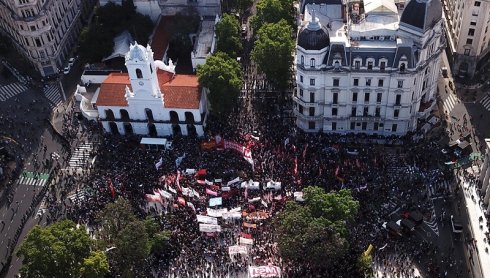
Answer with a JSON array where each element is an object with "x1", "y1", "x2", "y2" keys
[
  {"x1": 167, "y1": 11, "x2": 200, "y2": 61},
  {"x1": 274, "y1": 187, "x2": 359, "y2": 272},
  {"x1": 251, "y1": 0, "x2": 294, "y2": 31},
  {"x1": 113, "y1": 220, "x2": 150, "y2": 276},
  {"x1": 252, "y1": 20, "x2": 294, "y2": 91},
  {"x1": 96, "y1": 197, "x2": 137, "y2": 248},
  {"x1": 80, "y1": 251, "x2": 110, "y2": 278},
  {"x1": 197, "y1": 52, "x2": 242, "y2": 116},
  {"x1": 17, "y1": 220, "x2": 93, "y2": 278},
  {"x1": 215, "y1": 14, "x2": 243, "y2": 58}
]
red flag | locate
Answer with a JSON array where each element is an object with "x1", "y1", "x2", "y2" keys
[
  {"x1": 335, "y1": 165, "x2": 340, "y2": 177},
  {"x1": 178, "y1": 197, "x2": 186, "y2": 206},
  {"x1": 240, "y1": 232, "x2": 252, "y2": 239},
  {"x1": 302, "y1": 143, "x2": 308, "y2": 159},
  {"x1": 107, "y1": 178, "x2": 116, "y2": 198},
  {"x1": 176, "y1": 170, "x2": 182, "y2": 192},
  {"x1": 293, "y1": 157, "x2": 298, "y2": 176},
  {"x1": 196, "y1": 169, "x2": 207, "y2": 177},
  {"x1": 197, "y1": 179, "x2": 206, "y2": 185}
]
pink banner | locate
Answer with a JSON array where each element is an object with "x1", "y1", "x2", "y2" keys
[
  {"x1": 249, "y1": 266, "x2": 281, "y2": 277},
  {"x1": 206, "y1": 188, "x2": 218, "y2": 196},
  {"x1": 224, "y1": 140, "x2": 253, "y2": 166}
]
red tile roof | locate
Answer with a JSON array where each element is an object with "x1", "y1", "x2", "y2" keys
[
  {"x1": 96, "y1": 73, "x2": 131, "y2": 107},
  {"x1": 96, "y1": 71, "x2": 201, "y2": 110},
  {"x1": 151, "y1": 16, "x2": 173, "y2": 61}
]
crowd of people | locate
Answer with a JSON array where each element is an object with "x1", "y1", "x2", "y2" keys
[{"x1": 28, "y1": 90, "x2": 470, "y2": 278}]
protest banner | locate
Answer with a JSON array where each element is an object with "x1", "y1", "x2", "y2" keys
[
  {"x1": 199, "y1": 224, "x2": 221, "y2": 233},
  {"x1": 208, "y1": 197, "x2": 223, "y2": 207},
  {"x1": 239, "y1": 237, "x2": 253, "y2": 245},
  {"x1": 248, "y1": 266, "x2": 281, "y2": 277},
  {"x1": 196, "y1": 215, "x2": 218, "y2": 225},
  {"x1": 229, "y1": 245, "x2": 248, "y2": 257},
  {"x1": 207, "y1": 208, "x2": 228, "y2": 217}
]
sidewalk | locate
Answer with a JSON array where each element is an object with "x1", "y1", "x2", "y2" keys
[{"x1": 461, "y1": 175, "x2": 490, "y2": 278}]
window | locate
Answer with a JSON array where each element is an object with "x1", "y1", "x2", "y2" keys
[
  {"x1": 399, "y1": 63, "x2": 406, "y2": 72},
  {"x1": 309, "y1": 92, "x2": 315, "y2": 103},
  {"x1": 392, "y1": 124, "x2": 397, "y2": 132},
  {"x1": 35, "y1": 38, "x2": 41, "y2": 47},
  {"x1": 395, "y1": 95, "x2": 401, "y2": 106},
  {"x1": 136, "y1": 68, "x2": 143, "y2": 79},
  {"x1": 397, "y1": 80, "x2": 403, "y2": 88},
  {"x1": 364, "y1": 93, "x2": 370, "y2": 103},
  {"x1": 363, "y1": 107, "x2": 368, "y2": 116},
  {"x1": 298, "y1": 105, "x2": 303, "y2": 114},
  {"x1": 333, "y1": 93, "x2": 338, "y2": 104},
  {"x1": 362, "y1": 122, "x2": 367, "y2": 130},
  {"x1": 374, "y1": 122, "x2": 379, "y2": 131},
  {"x1": 378, "y1": 79, "x2": 384, "y2": 87},
  {"x1": 309, "y1": 107, "x2": 315, "y2": 116},
  {"x1": 352, "y1": 92, "x2": 358, "y2": 102},
  {"x1": 475, "y1": 1, "x2": 481, "y2": 6},
  {"x1": 394, "y1": 109, "x2": 400, "y2": 118},
  {"x1": 377, "y1": 93, "x2": 382, "y2": 103},
  {"x1": 366, "y1": 78, "x2": 371, "y2": 86},
  {"x1": 351, "y1": 107, "x2": 357, "y2": 116},
  {"x1": 471, "y1": 20, "x2": 477, "y2": 26},
  {"x1": 355, "y1": 60, "x2": 360, "y2": 70},
  {"x1": 299, "y1": 89, "x2": 303, "y2": 97},
  {"x1": 300, "y1": 76, "x2": 303, "y2": 83},
  {"x1": 310, "y1": 58, "x2": 315, "y2": 67},
  {"x1": 308, "y1": 121, "x2": 315, "y2": 130},
  {"x1": 350, "y1": 121, "x2": 355, "y2": 130},
  {"x1": 464, "y1": 49, "x2": 470, "y2": 55},
  {"x1": 380, "y1": 61, "x2": 386, "y2": 71},
  {"x1": 367, "y1": 61, "x2": 373, "y2": 70},
  {"x1": 310, "y1": 79, "x2": 315, "y2": 86},
  {"x1": 467, "y1": 38, "x2": 473, "y2": 44},
  {"x1": 353, "y1": 78, "x2": 359, "y2": 86},
  {"x1": 468, "y1": 28, "x2": 475, "y2": 36},
  {"x1": 301, "y1": 55, "x2": 304, "y2": 65},
  {"x1": 332, "y1": 122, "x2": 337, "y2": 130},
  {"x1": 332, "y1": 108, "x2": 338, "y2": 116},
  {"x1": 375, "y1": 107, "x2": 380, "y2": 117},
  {"x1": 333, "y1": 78, "x2": 339, "y2": 87}
]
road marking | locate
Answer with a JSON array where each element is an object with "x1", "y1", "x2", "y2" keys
[
  {"x1": 479, "y1": 93, "x2": 490, "y2": 111},
  {"x1": 442, "y1": 93, "x2": 458, "y2": 113},
  {"x1": 0, "y1": 83, "x2": 28, "y2": 101}
]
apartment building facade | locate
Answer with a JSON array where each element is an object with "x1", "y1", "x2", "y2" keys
[
  {"x1": 294, "y1": 0, "x2": 445, "y2": 136},
  {"x1": 0, "y1": 0, "x2": 95, "y2": 77},
  {"x1": 441, "y1": 0, "x2": 490, "y2": 78}
]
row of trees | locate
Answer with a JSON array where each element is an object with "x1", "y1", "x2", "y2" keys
[
  {"x1": 17, "y1": 198, "x2": 178, "y2": 277},
  {"x1": 78, "y1": 0, "x2": 154, "y2": 63}
]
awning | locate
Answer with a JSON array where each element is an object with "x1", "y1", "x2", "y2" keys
[
  {"x1": 457, "y1": 141, "x2": 470, "y2": 150},
  {"x1": 140, "y1": 138, "x2": 167, "y2": 145}
]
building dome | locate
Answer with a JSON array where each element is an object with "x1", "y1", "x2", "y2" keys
[
  {"x1": 400, "y1": 0, "x2": 442, "y2": 32},
  {"x1": 298, "y1": 11, "x2": 330, "y2": 50}
]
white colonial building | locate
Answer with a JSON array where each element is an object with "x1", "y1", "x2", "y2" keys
[
  {"x1": 77, "y1": 43, "x2": 208, "y2": 137},
  {"x1": 294, "y1": 0, "x2": 445, "y2": 136}
]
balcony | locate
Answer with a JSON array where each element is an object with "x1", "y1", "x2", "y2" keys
[
  {"x1": 349, "y1": 115, "x2": 382, "y2": 122},
  {"x1": 293, "y1": 96, "x2": 318, "y2": 107},
  {"x1": 418, "y1": 99, "x2": 435, "y2": 118},
  {"x1": 293, "y1": 109, "x2": 323, "y2": 120}
]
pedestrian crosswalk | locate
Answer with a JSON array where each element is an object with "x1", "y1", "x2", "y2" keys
[
  {"x1": 428, "y1": 180, "x2": 453, "y2": 197},
  {"x1": 68, "y1": 142, "x2": 94, "y2": 169},
  {"x1": 67, "y1": 190, "x2": 87, "y2": 206},
  {"x1": 0, "y1": 83, "x2": 28, "y2": 101},
  {"x1": 17, "y1": 171, "x2": 49, "y2": 187},
  {"x1": 442, "y1": 93, "x2": 458, "y2": 114},
  {"x1": 43, "y1": 83, "x2": 63, "y2": 108},
  {"x1": 479, "y1": 93, "x2": 490, "y2": 111}
]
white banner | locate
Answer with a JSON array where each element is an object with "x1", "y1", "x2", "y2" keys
[
  {"x1": 222, "y1": 211, "x2": 242, "y2": 220},
  {"x1": 196, "y1": 215, "x2": 218, "y2": 225},
  {"x1": 239, "y1": 237, "x2": 254, "y2": 245},
  {"x1": 199, "y1": 224, "x2": 222, "y2": 233},
  {"x1": 248, "y1": 197, "x2": 261, "y2": 203},
  {"x1": 208, "y1": 197, "x2": 223, "y2": 207},
  {"x1": 249, "y1": 266, "x2": 281, "y2": 277},
  {"x1": 227, "y1": 177, "x2": 241, "y2": 186},
  {"x1": 229, "y1": 245, "x2": 248, "y2": 256},
  {"x1": 207, "y1": 208, "x2": 228, "y2": 217}
]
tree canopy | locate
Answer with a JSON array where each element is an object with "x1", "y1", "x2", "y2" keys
[
  {"x1": 215, "y1": 14, "x2": 243, "y2": 58},
  {"x1": 196, "y1": 52, "x2": 242, "y2": 116},
  {"x1": 79, "y1": 251, "x2": 110, "y2": 278},
  {"x1": 274, "y1": 187, "x2": 360, "y2": 272},
  {"x1": 96, "y1": 197, "x2": 137, "y2": 248},
  {"x1": 251, "y1": 0, "x2": 294, "y2": 31},
  {"x1": 251, "y1": 20, "x2": 294, "y2": 91},
  {"x1": 17, "y1": 220, "x2": 96, "y2": 278},
  {"x1": 113, "y1": 220, "x2": 151, "y2": 275},
  {"x1": 78, "y1": 1, "x2": 154, "y2": 63}
]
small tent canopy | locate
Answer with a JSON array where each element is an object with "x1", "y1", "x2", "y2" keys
[{"x1": 102, "y1": 31, "x2": 134, "y2": 61}]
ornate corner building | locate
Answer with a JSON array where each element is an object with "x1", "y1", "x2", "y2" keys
[
  {"x1": 0, "y1": 0, "x2": 96, "y2": 77},
  {"x1": 441, "y1": 0, "x2": 490, "y2": 78},
  {"x1": 294, "y1": 0, "x2": 445, "y2": 136}
]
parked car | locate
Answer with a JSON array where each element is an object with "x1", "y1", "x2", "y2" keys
[
  {"x1": 68, "y1": 57, "x2": 76, "y2": 67},
  {"x1": 63, "y1": 65, "x2": 71, "y2": 75},
  {"x1": 451, "y1": 215, "x2": 463, "y2": 233}
]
